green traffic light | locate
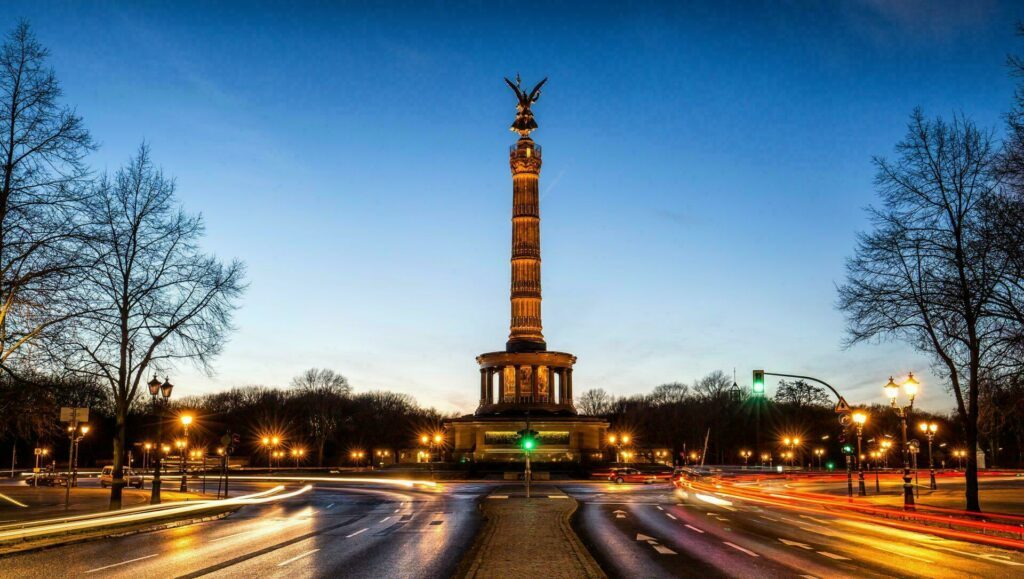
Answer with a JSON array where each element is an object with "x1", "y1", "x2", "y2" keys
[
  {"x1": 522, "y1": 439, "x2": 535, "y2": 450},
  {"x1": 842, "y1": 445, "x2": 853, "y2": 454},
  {"x1": 752, "y1": 370, "x2": 765, "y2": 395}
]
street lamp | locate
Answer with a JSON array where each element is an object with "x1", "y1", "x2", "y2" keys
[
  {"x1": 852, "y1": 411, "x2": 867, "y2": 496},
  {"x1": 178, "y1": 414, "x2": 193, "y2": 493},
  {"x1": 607, "y1": 433, "x2": 632, "y2": 465},
  {"x1": 813, "y1": 448, "x2": 825, "y2": 470},
  {"x1": 918, "y1": 422, "x2": 939, "y2": 490},
  {"x1": 33, "y1": 448, "x2": 49, "y2": 487},
  {"x1": 148, "y1": 375, "x2": 173, "y2": 504},
  {"x1": 885, "y1": 373, "x2": 918, "y2": 510},
  {"x1": 739, "y1": 450, "x2": 752, "y2": 468},
  {"x1": 870, "y1": 450, "x2": 881, "y2": 492},
  {"x1": 760, "y1": 452, "x2": 771, "y2": 468},
  {"x1": 782, "y1": 437, "x2": 801, "y2": 467}
]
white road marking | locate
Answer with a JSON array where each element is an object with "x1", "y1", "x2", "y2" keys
[
  {"x1": 653, "y1": 544, "x2": 677, "y2": 555},
  {"x1": 723, "y1": 542, "x2": 759, "y2": 557},
  {"x1": 931, "y1": 546, "x2": 1024, "y2": 567},
  {"x1": 759, "y1": 515, "x2": 779, "y2": 522},
  {"x1": 636, "y1": 533, "x2": 657, "y2": 542},
  {"x1": 666, "y1": 513, "x2": 678, "y2": 520},
  {"x1": 394, "y1": 507, "x2": 401, "y2": 511},
  {"x1": 817, "y1": 551, "x2": 850, "y2": 561},
  {"x1": 380, "y1": 516, "x2": 391, "y2": 523},
  {"x1": 211, "y1": 530, "x2": 255, "y2": 543},
  {"x1": 800, "y1": 514, "x2": 828, "y2": 524},
  {"x1": 84, "y1": 554, "x2": 157, "y2": 573},
  {"x1": 277, "y1": 549, "x2": 320, "y2": 567},
  {"x1": 656, "y1": 506, "x2": 664, "y2": 511},
  {"x1": 325, "y1": 503, "x2": 335, "y2": 509},
  {"x1": 346, "y1": 528, "x2": 368, "y2": 538},
  {"x1": 614, "y1": 509, "x2": 627, "y2": 519},
  {"x1": 684, "y1": 524, "x2": 705, "y2": 534},
  {"x1": 779, "y1": 538, "x2": 812, "y2": 550}
]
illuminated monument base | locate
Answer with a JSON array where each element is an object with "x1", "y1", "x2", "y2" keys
[{"x1": 446, "y1": 414, "x2": 608, "y2": 464}]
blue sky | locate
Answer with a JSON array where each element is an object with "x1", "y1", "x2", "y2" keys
[{"x1": 11, "y1": 1, "x2": 1022, "y2": 413}]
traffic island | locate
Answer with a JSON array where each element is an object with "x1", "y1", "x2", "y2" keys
[{"x1": 458, "y1": 486, "x2": 606, "y2": 579}]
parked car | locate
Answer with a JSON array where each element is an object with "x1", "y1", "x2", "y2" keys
[
  {"x1": 608, "y1": 467, "x2": 659, "y2": 484},
  {"x1": 99, "y1": 466, "x2": 144, "y2": 488},
  {"x1": 25, "y1": 467, "x2": 68, "y2": 487}
]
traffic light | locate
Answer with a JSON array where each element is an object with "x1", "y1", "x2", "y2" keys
[
  {"x1": 752, "y1": 370, "x2": 765, "y2": 396},
  {"x1": 841, "y1": 444, "x2": 853, "y2": 454},
  {"x1": 517, "y1": 429, "x2": 539, "y2": 451}
]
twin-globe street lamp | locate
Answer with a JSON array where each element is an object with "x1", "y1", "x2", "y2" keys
[
  {"x1": 919, "y1": 421, "x2": 939, "y2": 490},
  {"x1": 607, "y1": 433, "x2": 631, "y2": 465},
  {"x1": 885, "y1": 373, "x2": 920, "y2": 510},
  {"x1": 147, "y1": 375, "x2": 174, "y2": 504},
  {"x1": 739, "y1": 449, "x2": 752, "y2": 468}
]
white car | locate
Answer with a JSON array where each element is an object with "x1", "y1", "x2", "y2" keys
[{"x1": 99, "y1": 466, "x2": 144, "y2": 488}]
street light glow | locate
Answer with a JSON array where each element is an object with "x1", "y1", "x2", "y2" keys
[{"x1": 180, "y1": 414, "x2": 193, "y2": 426}]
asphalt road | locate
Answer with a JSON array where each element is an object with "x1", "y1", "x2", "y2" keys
[
  {"x1": 563, "y1": 482, "x2": 1024, "y2": 578},
  {"x1": 0, "y1": 480, "x2": 486, "y2": 578},
  {"x1": 4, "y1": 477, "x2": 1024, "y2": 578}
]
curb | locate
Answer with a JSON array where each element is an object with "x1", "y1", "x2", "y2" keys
[
  {"x1": 558, "y1": 500, "x2": 607, "y2": 579},
  {"x1": 0, "y1": 507, "x2": 238, "y2": 558}
]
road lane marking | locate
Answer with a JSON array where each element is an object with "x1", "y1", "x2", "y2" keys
[
  {"x1": 614, "y1": 509, "x2": 627, "y2": 519},
  {"x1": 666, "y1": 513, "x2": 677, "y2": 520},
  {"x1": 84, "y1": 554, "x2": 158, "y2": 573},
  {"x1": 636, "y1": 533, "x2": 657, "y2": 542},
  {"x1": 723, "y1": 542, "x2": 759, "y2": 557},
  {"x1": 759, "y1": 515, "x2": 779, "y2": 522},
  {"x1": 653, "y1": 544, "x2": 677, "y2": 555},
  {"x1": 800, "y1": 515, "x2": 828, "y2": 524},
  {"x1": 931, "y1": 546, "x2": 1024, "y2": 567},
  {"x1": 211, "y1": 530, "x2": 255, "y2": 543},
  {"x1": 380, "y1": 516, "x2": 391, "y2": 523},
  {"x1": 817, "y1": 551, "x2": 850, "y2": 561},
  {"x1": 684, "y1": 524, "x2": 704, "y2": 534},
  {"x1": 277, "y1": 549, "x2": 320, "y2": 567},
  {"x1": 779, "y1": 538, "x2": 812, "y2": 550},
  {"x1": 325, "y1": 503, "x2": 335, "y2": 509},
  {"x1": 656, "y1": 506, "x2": 663, "y2": 510},
  {"x1": 346, "y1": 528, "x2": 368, "y2": 538},
  {"x1": 394, "y1": 507, "x2": 402, "y2": 511}
]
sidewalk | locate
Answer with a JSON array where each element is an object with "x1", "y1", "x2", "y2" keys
[{"x1": 460, "y1": 486, "x2": 605, "y2": 579}]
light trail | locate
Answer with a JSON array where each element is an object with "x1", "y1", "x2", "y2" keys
[
  {"x1": 0, "y1": 492, "x2": 28, "y2": 508},
  {"x1": 220, "y1": 475, "x2": 438, "y2": 489},
  {"x1": 0, "y1": 485, "x2": 311, "y2": 544}
]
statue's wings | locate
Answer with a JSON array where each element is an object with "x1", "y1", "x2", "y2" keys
[
  {"x1": 528, "y1": 77, "x2": 548, "y2": 103},
  {"x1": 504, "y1": 77, "x2": 525, "y2": 103}
]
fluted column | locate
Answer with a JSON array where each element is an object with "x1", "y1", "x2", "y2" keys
[
  {"x1": 507, "y1": 137, "x2": 546, "y2": 353},
  {"x1": 480, "y1": 369, "x2": 487, "y2": 403}
]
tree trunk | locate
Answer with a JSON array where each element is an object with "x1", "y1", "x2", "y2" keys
[
  {"x1": 109, "y1": 408, "x2": 126, "y2": 510},
  {"x1": 317, "y1": 438, "x2": 326, "y2": 467},
  {"x1": 965, "y1": 367, "x2": 982, "y2": 512}
]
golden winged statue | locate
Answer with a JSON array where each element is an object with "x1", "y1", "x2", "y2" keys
[{"x1": 504, "y1": 74, "x2": 548, "y2": 136}]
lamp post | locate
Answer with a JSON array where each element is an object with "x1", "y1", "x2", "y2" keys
[
  {"x1": 782, "y1": 437, "x2": 801, "y2": 468},
  {"x1": 885, "y1": 373, "x2": 918, "y2": 510},
  {"x1": 739, "y1": 450, "x2": 752, "y2": 469},
  {"x1": 142, "y1": 442, "x2": 152, "y2": 471},
  {"x1": 813, "y1": 448, "x2": 825, "y2": 470},
  {"x1": 64, "y1": 424, "x2": 89, "y2": 508},
  {"x1": 179, "y1": 414, "x2": 193, "y2": 492},
  {"x1": 607, "y1": 433, "x2": 632, "y2": 465},
  {"x1": 870, "y1": 451, "x2": 881, "y2": 492},
  {"x1": 33, "y1": 448, "x2": 49, "y2": 487},
  {"x1": 919, "y1": 422, "x2": 938, "y2": 490},
  {"x1": 760, "y1": 452, "x2": 771, "y2": 469},
  {"x1": 148, "y1": 376, "x2": 174, "y2": 504},
  {"x1": 852, "y1": 411, "x2": 867, "y2": 496}
]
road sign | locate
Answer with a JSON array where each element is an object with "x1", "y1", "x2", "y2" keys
[
  {"x1": 59, "y1": 407, "x2": 89, "y2": 423},
  {"x1": 834, "y1": 397, "x2": 852, "y2": 414}
]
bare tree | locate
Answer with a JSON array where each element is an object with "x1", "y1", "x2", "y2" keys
[
  {"x1": 0, "y1": 22, "x2": 93, "y2": 370},
  {"x1": 692, "y1": 370, "x2": 732, "y2": 401},
  {"x1": 61, "y1": 145, "x2": 245, "y2": 509},
  {"x1": 649, "y1": 382, "x2": 689, "y2": 405},
  {"x1": 838, "y1": 110, "x2": 1001, "y2": 512},
  {"x1": 774, "y1": 379, "x2": 830, "y2": 409},
  {"x1": 290, "y1": 368, "x2": 351, "y2": 466},
  {"x1": 577, "y1": 388, "x2": 614, "y2": 416}
]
